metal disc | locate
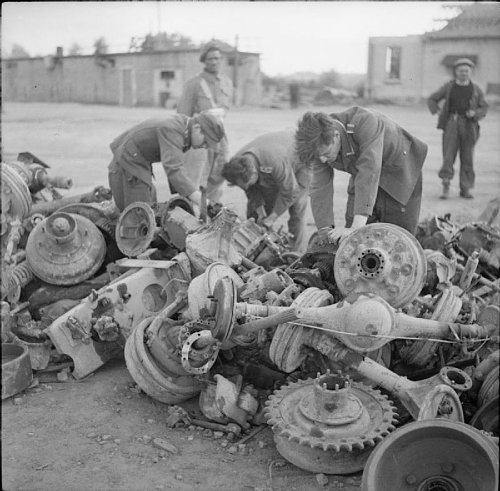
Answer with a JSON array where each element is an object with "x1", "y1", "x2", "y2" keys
[
  {"x1": 361, "y1": 419, "x2": 499, "y2": 491},
  {"x1": 115, "y1": 202, "x2": 156, "y2": 257},
  {"x1": 334, "y1": 223, "x2": 427, "y2": 308},
  {"x1": 212, "y1": 277, "x2": 237, "y2": 342},
  {"x1": 269, "y1": 287, "x2": 333, "y2": 373}
]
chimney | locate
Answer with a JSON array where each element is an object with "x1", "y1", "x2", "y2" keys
[{"x1": 56, "y1": 46, "x2": 63, "y2": 57}]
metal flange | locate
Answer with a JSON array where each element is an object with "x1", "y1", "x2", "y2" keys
[{"x1": 334, "y1": 223, "x2": 427, "y2": 308}]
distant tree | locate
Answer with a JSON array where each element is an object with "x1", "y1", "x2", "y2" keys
[
  {"x1": 318, "y1": 69, "x2": 339, "y2": 88},
  {"x1": 139, "y1": 32, "x2": 198, "y2": 52},
  {"x1": 10, "y1": 44, "x2": 30, "y2": 58},
  {"x1": 69, "y1": 43, "x2": 83, "y2": 55},
  {"x1": 93, "y1": 37, "x2": 108, "y2": 55}
]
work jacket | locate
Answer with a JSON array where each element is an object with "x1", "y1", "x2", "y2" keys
[
  {"x1": 310, "y1": 106, "x2": 428, "y2": 229},
  {"x1": 427, "y1": 80, "x2": 488, "y2": 130},
  {"x1": 177, "y1": 70, "x2": 233, "y2": 117},
  {"x1": 234, "y1": 131, "x2": 310, "y2": 217},
  {"x1": 109, "y1": 115, "x2": 196, "y2": 198}
]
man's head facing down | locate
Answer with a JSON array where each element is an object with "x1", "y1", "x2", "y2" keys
[
  {"x1": 295, "y1": 112, "x2": 342, "y2": 167},
  {"x1": 222, "y1": 154, "x2": 259, "y2": 190},
  {"x1": 191, "y1": 112, "x2": 225, "y2": 149}
]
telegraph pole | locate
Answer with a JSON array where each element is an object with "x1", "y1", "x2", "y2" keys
[{"x1": 233, "y1": 35, "x2": 239, "y2": 105}]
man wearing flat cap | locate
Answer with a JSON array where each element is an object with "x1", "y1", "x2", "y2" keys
[
  {"x1": 176, "y1": 42, "x2": 233, "y2": 202},
  {"x1": 295, "y1": 107, "x2": 428, "y2": 244},
  {"x1": 108, "y1": 111, "x2": 225, "y2": 211},
  {"x1": 427, "y1": 58, "x2": 488, "y2": 199}
]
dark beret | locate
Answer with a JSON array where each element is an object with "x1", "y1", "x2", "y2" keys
[{"x1": 200, "y1": 43, "x2": 221, "y2": 63}]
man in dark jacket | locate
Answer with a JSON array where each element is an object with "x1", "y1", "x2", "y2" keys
[
  {"x1": 108, "y1": 111, "x2": 225, "y2": 211},
  {"x1": 427, "y1": 58, "x2": 488, "y2": 199},
  {"x1": 295, "y1": 107, "x2": 428, "y2": 243},
  {"x1": 222, "y1": 131, "x2": 310, "y2": 252}
]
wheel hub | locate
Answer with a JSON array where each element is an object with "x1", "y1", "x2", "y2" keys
[{"x1": 265, "y1": 371, "x2": 397, "y2": 474}]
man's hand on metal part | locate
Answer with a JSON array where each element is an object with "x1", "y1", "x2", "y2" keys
[
  {"x1": 261, "y1": 212, "x2": 278, "y2": 230},
  {"x1": 327, "y1": 214, "x2": 368, "y2": 245}
]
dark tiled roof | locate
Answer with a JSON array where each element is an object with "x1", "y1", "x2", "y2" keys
[{"x1": 425, "y1": 3, "x2": 500, "y2": 39}]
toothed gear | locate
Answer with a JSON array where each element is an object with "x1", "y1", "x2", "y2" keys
[{"x1": 264, "y1": 372, "x2": 398, "y2": 474}]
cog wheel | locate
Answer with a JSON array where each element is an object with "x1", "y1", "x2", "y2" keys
[{"x1": 265, "y1": 371, "x2": 397, "y2": 474}]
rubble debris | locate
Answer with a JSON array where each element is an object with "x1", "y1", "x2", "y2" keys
[{"x1": 152, "y1": 437, "x2": 179, "y2": 454}]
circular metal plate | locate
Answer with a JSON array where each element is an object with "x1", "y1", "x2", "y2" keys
[
  {"x1": 115, "y1": 202, "x2": 156, "y2": 257},
  {"x1": 361, "y1": 419, "x2": 499, "y2": 491},
  {"x1": 334, "y1": 223, "x2": 427, "y2": 308}
]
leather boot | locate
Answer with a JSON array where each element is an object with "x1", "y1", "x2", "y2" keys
[{"x1": 440, "y1": 180, "x2": 450, "y2": 199}]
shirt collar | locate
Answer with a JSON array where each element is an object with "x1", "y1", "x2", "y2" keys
[
  {"x1": 202, "y1": 69, "x2": 221, "y2": 81},
  {"x1": 455, "y1": 79, "x2": 471, "y2": 87}
]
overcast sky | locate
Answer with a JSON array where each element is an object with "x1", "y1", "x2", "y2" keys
[{"x1": 2, "y1": 1, "x2": 468, "y2": 75}]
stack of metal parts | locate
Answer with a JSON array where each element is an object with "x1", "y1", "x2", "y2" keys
[{"x1": 1, "y1": 156, "x2": 498, "y2": 486}]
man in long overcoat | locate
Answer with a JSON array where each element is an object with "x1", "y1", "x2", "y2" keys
[
  {"x1": 222, "y1": 130, "x2": 310, "y2": 252},
  {"x1": 295, "y1": 106, "x2": 428, "y2": 243}
]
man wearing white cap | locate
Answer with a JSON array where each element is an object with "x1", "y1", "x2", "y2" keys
[{"x1": 427, "y1": 58, "x2": 488, "y2": 199}]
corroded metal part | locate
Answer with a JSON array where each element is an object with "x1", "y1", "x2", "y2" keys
[
  {"x1": 240, "y1": 268, "x2": 294, "y2": 302},
  {"x1": 26, "y1": 212, "x2": 106, "y2": 285},
  {"x1": 181, "y1": 330, "x2": 220, "y2": 375},
  {"x1": 265, "y1": 372, "x2": 397, "y2": 474},
  {"x1": 470, "y1": 395, "x2": 499, "y2": 436},
  {"x1": 187, "y1": 262, "x2": 244, "y2": 320},
  {"x1": 399, "y1": 288, "x2": 463, "y2": 367},
  {"x1": 269, "y1": 287, "x2": 333, "y2": 373},
  {"x1": 478, "y1": 366, "x2": 499, "y2": 408},
  {"x1": 334, "y1": 223, "x2": 427, "y2": 308},
  {"x1": 29, "y1": 186, "x2": 112, "y2": 216},
  {"x1": 125, "y1": 317, "x2": 202, "y2": 404},
  {"x1": 115, "y1": 202, "x2": 157, "y2": 257},
  {"x1": 58, "y1": 202, "x2": 119, "y2": 237},
  {"x1": 361, "y1": 419, "x2": 499, "y2": 491},
  {"x1": 1, "y1": 163, "x2": 32, "y2": 221},
  {"x1": 1, "y1": 343, "x2": 33, "y2": 400},
  {"x1": 186, "y1": 208, "x2": 241, "y2": 275},
  {"x1": 45, "y1": 260, "x2": 187, "y2": 379},
  {"x1": 211, "y1": 277, "x2": 237, "y2": 342},
  {"x1": 160, "y1": 207, "x2": 200, "y2": 250}
]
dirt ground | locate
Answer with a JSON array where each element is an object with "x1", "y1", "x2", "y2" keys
[{"x1": 1, "y1": 102, "x2": 499, "y2": 491}]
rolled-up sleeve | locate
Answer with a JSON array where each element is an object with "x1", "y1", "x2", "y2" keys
[
  {"x1": 157, "y1": 127, "x2": 196, "y2": 197},
  {"x1": 352, "y1": 115, "x2": 384, "y2": 216},
  {"x1": 310, "y1": 160, "x2": 334, "y2": 229}
]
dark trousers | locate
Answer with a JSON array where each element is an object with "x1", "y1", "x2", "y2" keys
[
  {"x1": 246, "y1": 186, "x2": 309, "y2": 253},
  {"x1": 439, "y1": 115, "x2": 479, "y2": 192},
  {"x1": 345, "y1": 175, "x2": 422, "y2": 235},
  {"x1": 108, "y1": 159, "x2": 157, "y2": 212}
]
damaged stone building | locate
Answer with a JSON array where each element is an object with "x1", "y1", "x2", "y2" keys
[
  {"x1": 1, "y1": 45, "x2": 262, "y2": 108},
  {"x1": 366, "y1": 3, "x2": 500, "y2": 103}
]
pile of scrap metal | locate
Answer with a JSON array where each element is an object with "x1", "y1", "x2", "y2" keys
[{"x1": 2, "y1": 156, "x2": 498, "y2": 487}]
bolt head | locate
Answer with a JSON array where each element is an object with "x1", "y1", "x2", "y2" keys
[{"x1": 405, "y1": 474, "x2": 417, "y2": 485}]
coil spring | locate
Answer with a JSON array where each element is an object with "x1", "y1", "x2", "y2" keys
[{"x1": 8, "y1": 261, "x2": 34, "y2": 290}]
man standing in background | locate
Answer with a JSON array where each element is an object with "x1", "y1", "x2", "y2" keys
[
  {"x1": 177, "y1": 42, "x2": 234, "y2": 202},
  {"x1": 427, "y1": 58, "x2": 488, "y2": 200}
]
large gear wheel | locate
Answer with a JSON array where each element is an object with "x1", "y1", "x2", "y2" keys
[
  {"x1": 265, "y1": 371, "x2": 397, "y2": 474},
  {"x1": 334, "y1": 223, "x2": 426, "y2": 308}
]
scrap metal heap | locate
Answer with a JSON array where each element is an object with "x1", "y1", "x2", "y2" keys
[{"x1": 1, "y1": 159, "x2": 499, "y2": 486}]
